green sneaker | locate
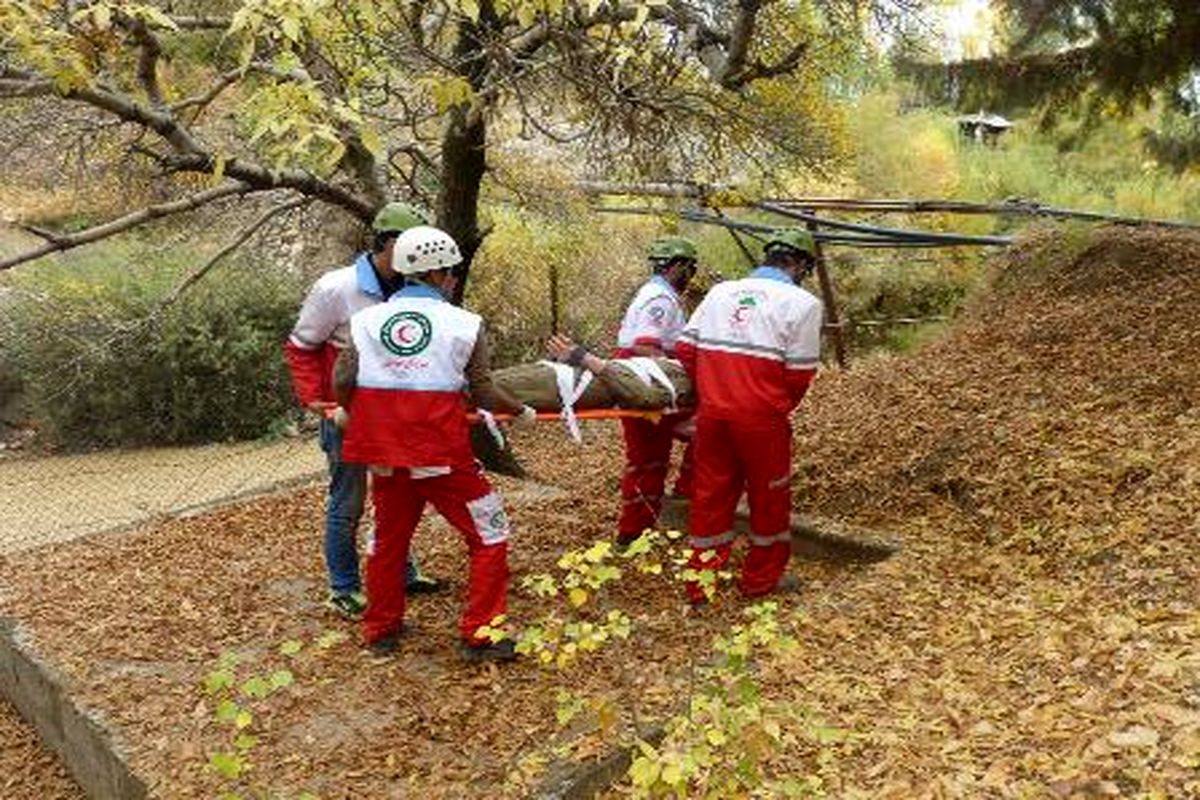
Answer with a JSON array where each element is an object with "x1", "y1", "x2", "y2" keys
[
  {"x1": 325, "y1": 591, "x2": 367, "y2": 620},
  {"x1": 406, "y1": 572, "x2": 446, "y2": 595}
]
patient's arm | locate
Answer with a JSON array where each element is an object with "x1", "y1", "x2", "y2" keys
[
  {"x1": 544, "y1": 334, "x2": 672, "y2": 410},
  {"x1": 545, "y1": 333, "x2": 613, "y2": 376}
]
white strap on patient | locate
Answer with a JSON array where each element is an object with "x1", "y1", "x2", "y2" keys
[
  {"x1": 539, "y1": 360, "x2": 594, "y2": 443},
  {"x1": 618, "y1": 357, "x2": 677, "y2": 408},
  {"x1": 476, "y1": 408, "x2": 506, "y2": 448}
]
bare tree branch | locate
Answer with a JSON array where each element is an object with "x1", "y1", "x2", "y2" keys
[
  {"x1": 158, "y1": 197, "x2": 312, "y2": 310},
  {"x1": 733, "y1": 41, "x2": 809, "y2": 85},
  {"x1": 169, "y1": 62, "x2": 315, "y2": 116},
  {"x1": 153, "y1": 153, "x2": 374, "y2": 219},
  {"x1": 0, "y1": 78, "x2": 55, "y2": 98},
  {"x1": 2, "y1": 64, "x2": 374, "y2": 220},
  {"x1": 129, "y1": 18, "x2": 165, "y2": 106},
  {"x1": 0, "y1": 183, "x2": 258, "y2": 272},
  {"x1": 10, "y1": 220, "x2": 63, "y2": 242},
  {"x1": 169, "y1": 70, "x2": 240, "y2": 114},
  {"x1": 716, "y1": 0, "x2": 764, "y2": 87}
]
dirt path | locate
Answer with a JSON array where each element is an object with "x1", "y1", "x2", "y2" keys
[{"x1": 0, "y1": 437, "x2": 324, "y2": 555}]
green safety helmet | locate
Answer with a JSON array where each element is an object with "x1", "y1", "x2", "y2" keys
[
  {"x1": 763, "y1": 228, "x2": 816, "y2": 259},
  {"x1": 371, "y1": 202, "x2": 431, "y2": 234},
  {"x1": 647, "y1": 235, "x2": 698, "y2": 264}
]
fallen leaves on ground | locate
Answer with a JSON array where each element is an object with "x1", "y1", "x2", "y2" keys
[
  {"x1": 0, "y1": 697, "x2": 84, "y2": 798},
  {"x1": 0, "y1": 225, "x2": 1197, "y2": 798}
]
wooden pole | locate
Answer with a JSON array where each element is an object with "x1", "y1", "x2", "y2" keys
[
  {"x1": 593, "y1": 206, "x2": 1015, "y2": 247},
  {"x1": 804, "y1": 213, "x2": 848, "y2": 369},
  {"x1": 762, "y1": 197, "x2": 1200, "y2": 230},
  {"x1": 549, "y1": 261, "x2": 560, "y2": 335},
  {"x1": 756, "y1": 202, "x2": 1013, "y2": 246},
  {"x1": 710, "y1": 206, "x2": 758, "y2": 266}
]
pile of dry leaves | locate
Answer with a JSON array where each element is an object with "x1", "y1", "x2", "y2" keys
[
  {"x1": 764, "y1": 224, "x2": 1200, "y2": 797},
  {"x1": 0, "y1": 225, "x2": 1196, "y2": 798}
]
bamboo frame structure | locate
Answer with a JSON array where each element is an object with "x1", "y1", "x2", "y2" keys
[{"x1": 586, "y1": 182, "x2": 1198, "y2": 367}]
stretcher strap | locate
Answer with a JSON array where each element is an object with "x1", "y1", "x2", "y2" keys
[
  {"x1": 618, "y1": 357, "x2": 678, "y2": 408},
  {"x1": 538, "y1": 360, "x2": 594, "y2": 443},
  {"x1": 475, "y1": 408, "x2": 506, "y2": 448}
]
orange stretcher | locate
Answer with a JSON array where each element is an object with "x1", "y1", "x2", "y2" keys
[
  {"x1": 466, "y1": 408, "x2": 663, "y2": 424},
  {"x1": 315, "y1": 403, "x2": 662, "y2": 424}
]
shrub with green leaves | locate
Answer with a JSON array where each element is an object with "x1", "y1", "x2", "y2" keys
[{"x1": 2, "y1": 243, "x2": 301, "y2": 449}]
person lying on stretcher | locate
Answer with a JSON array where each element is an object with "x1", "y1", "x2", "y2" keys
[
  {"x1": 486, "y1": 334, "x2": 695, "y2": 413},
  {"x1": 330, "y1": 333, "x2": 693, "y2": 431}
]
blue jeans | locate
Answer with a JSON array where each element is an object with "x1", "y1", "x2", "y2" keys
[{"x1": 319, "y1": 419, "x2": 420, "y2": 594}]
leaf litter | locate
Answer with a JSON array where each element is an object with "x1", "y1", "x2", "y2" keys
[{"x1": 0, "y1": 225, "x2": 1197, "y2": 798}]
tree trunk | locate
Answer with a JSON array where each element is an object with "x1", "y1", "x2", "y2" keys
[
  {"x1": 657, "y1": 497, "x2": 900, "y2": 563},
  {"x1": 437, "y1": 8, "x2": 493, "y2": 307},
  {"x1": 436, "y1": 7, "x2": 520, "y2": 476},
  {"x1": 437, "y1": 105, "x2": 486, "y2": 306}
]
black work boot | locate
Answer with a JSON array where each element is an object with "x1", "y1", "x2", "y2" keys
[
  {"x1": 366, "y1": 628, "x2": 405, "y2": 657},
  {"x1": 459, "y1": 638, "x2": 518, "y2": 664}
]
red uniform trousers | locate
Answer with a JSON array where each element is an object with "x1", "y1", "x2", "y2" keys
[
  {"x1": 363, "y1": 465, "x2": 509, "y2": 646},
  {"x1": 618, "y1": 413, "x2": 695, "y2": 542},
  {"x1": 686, "y1": 415, "x2": 792, "y2": 603}
]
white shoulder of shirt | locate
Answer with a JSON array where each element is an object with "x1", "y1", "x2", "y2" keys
[
  {"x1": 311, "y1": 264, "x2": 359, "y2": 298},
  {"x1": 741, "y1": 277, "x2": 822, "y2": 312}
]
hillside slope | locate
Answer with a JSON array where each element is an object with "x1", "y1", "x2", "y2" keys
[
  {"x1": 798, "y1": 225, "x2": 1199, "y2": 573},
  {"x1": 764, "y1": 225, "x2": 1199, "y2": 796}
]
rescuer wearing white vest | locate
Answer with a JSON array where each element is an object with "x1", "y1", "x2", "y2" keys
[
  {"x1": 613, "y1": 236, "x2": 699, "y2": 545},
  {"x1": 333, "y1": 226, "x2": 535, "y2": 662},
  {"x1": 675, "y1": 228, "x2": 823, "y2": 603},
  {"x1": 285, "y1": 203, "x2": 444, "y2": 620}
]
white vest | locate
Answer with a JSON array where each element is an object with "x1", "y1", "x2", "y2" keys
[
  {"x1": 616, "y1": 276, "x2": 686, "y2": 353},
  {"x1": 684, "y1": 276, "x2": 822, "y2": 368},
  {"x1": 351, "y1": 296, "x2": 482, "y2": 392}
]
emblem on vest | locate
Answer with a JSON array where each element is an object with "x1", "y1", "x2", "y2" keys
[
  {"x1": 730, "y1": 290, "x2": 766, "y2": 326},
  {"x1": 380, "y1": 311, "x2": 433, "y2": 356}
]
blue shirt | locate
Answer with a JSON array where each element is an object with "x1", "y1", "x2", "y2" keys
[
  {"x1": 394, "y1": 283, "x2": 446, "y2": 302},
  {"x1": 354, "y1": 253, "x2": 406, "y2": 299},
  {"x1": 749, "y1": 266, "x2": 795, "y2": 285}
]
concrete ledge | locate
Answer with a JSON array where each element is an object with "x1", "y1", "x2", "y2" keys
[{"x1": 0, "y1": 617, "x2": 147, "y2": 800}]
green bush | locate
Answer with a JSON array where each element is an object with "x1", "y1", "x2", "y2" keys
[{"x1": 2, "y1": 244, "x2": 300, "y2": 449}]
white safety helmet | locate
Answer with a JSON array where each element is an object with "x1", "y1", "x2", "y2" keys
[{"x1": 392, "y1": 225, "x2": 463, "y2": 276}]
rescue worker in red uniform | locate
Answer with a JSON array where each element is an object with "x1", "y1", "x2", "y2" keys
[
  {"x1": 284, "y1": 203, "x2": 444, "y2": 619},
  {"x1": 333, "y1": 226, "x2": 536, "y2": 662},
  {"x1": 614, "y1": 236, "x2": 699, "y2": 546},
  {"x1": 675, "y1": 228, "x2": 823, "y2": 603}
]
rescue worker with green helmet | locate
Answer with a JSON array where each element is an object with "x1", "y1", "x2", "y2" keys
[
  {"x1": 612, "y1": 235, "x2": 700, "y2": 545},
  {"x1": 675, "y1": 227, "x2": 823, "y2": 603},
  {"x1": 284, "y1": 202, "x2": 445, "y2": 619}
]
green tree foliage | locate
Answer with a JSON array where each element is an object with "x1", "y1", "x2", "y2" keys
[
  {"x1": 1142, "y1": 87, "x2": 1200, "y2": 173},
  {"x1": 904, "y1": 1, "x2": 1200, "y2": 163},
  {"x1": 0, "y1": 0, "x2": 903, "y2": 296},
  {"x1": 0, "y1": 245, "x2": 299, "y2": 448}
]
